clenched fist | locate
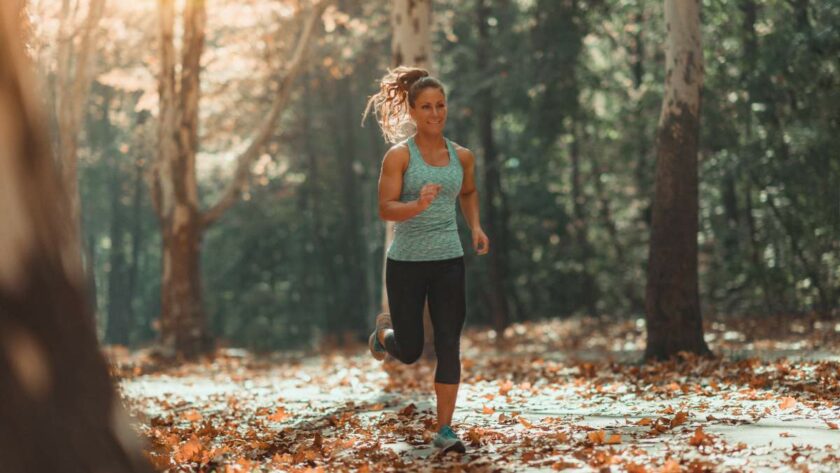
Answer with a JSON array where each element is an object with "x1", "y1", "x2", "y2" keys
[{"x1": 416, "y1": 183, "x2": 442, "y2": 210}]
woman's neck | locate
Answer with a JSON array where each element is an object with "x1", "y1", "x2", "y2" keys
[{"x1": 413, "y1": 130, "x2": 445, "y2": 149}]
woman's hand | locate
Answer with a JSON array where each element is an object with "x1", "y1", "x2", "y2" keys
[
  {"x1": 416, "y1": 183, "x2": 442, "y2": 210},
  {"x1": 472, "y1": 227, "x2": 490, "y2": 255}
]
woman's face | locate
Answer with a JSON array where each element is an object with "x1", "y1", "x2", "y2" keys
[{"x1": 409, "y1": 87, "x2": 447, "y2": 135}]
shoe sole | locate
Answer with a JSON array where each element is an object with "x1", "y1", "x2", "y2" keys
[
  {"x1": 368, "y1": 332, "x2": 386, "y2": 361},
  {"x1": 435, "y1": 438, "x2": 466, "y2": 454},
  {"x1": 442, "y1": 441, "x2": 466, "y2": 454}
]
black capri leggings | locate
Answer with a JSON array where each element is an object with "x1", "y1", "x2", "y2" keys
[{"x1": 383, "y1": 256, "x2": 466, "y2": 384}]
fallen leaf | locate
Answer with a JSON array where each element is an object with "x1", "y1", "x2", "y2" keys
[
  {"x1": 637, "y1": 417, "x2": 653, "y2": 426},
  {"x1": 174, "y1": 435, "x2": 203, "y2": 463},
  {"x1": 670, "y1": 411, "x2": 688, "y2": 428},
  {"x1": 268, "y1": 407, "x2": 290, "y2": 422},
  {"x1": 660, "y1": 459, "x2": 681, "y2": 473},
  {"x1": 779, "y1": 397, "x2": 797, "y2": 410},
  {"x1": 688, "y1": 427, "x2": 706, "y2": 446},
  {"x1": 626, "y1": 463, "x2": 648, "y2": 473},
  {"x1": 482, "y1": 405, "x2": 495, "y2": 415},
  {"x1": 826, "y1": 420, "x2": 838, "y2": 430},
  {"x1": 499, "y1": 379, "x2": 514, "y2": 395},
  {"x1": 606, "y1": 433, "x2": 621, "y2": 444},
  {"x1": 180, "y1": 409, "x2": 202, "y2": 423},
  {"x1": 588, "y1": 430, "x2": 606, "y2": 444}
]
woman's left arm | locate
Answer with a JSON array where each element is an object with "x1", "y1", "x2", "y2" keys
[{"x1": 458, "y1": 148, "x2": 489, "y2": 255}]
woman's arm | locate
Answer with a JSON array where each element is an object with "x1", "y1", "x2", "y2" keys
[
  {"x1": 378, "y1": 146, "x2": 440, "y2": 222},
  {"x1": 457, "y1": 148, "x2": 489, "y2": 255}
]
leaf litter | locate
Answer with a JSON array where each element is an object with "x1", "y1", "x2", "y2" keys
[{"x1": 112, "y1": 313, "x2": 840, "y2": 472}]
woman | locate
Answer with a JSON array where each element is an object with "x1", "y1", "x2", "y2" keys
[{"x1": 363, "y1": 66, "x2": 489, "y2": 454}]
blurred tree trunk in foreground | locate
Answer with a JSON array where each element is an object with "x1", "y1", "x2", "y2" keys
[
  {"x1": 0, "y1": 3, "x2": 151, "y2": 471},
  {"x1": 645, "y1": 0, "x2": 711, "y2": 361}
]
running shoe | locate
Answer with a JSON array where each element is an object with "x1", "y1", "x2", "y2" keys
[
  {"x1": 433, "y1": 425, "x2": 466, "y2": 454},
  {"x1": 368, "y1": 312, "x2": 392, "y2": 361}
]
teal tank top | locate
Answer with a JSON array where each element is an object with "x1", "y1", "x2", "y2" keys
[{"x1": 387, "y1": 136, "x2": 464, "y2": 261}]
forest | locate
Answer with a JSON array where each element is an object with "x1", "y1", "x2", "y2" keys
[
  {"x1": 24, "y1": 0, "x2": 838, "y2": 353},
  {"x1": 0, "y1": 0, "x2": 838, "y2": 471}
]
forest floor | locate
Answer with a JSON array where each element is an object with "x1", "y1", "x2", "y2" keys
[{"x1": 112, "y1": 313, "x2": 840, "y2": 472}]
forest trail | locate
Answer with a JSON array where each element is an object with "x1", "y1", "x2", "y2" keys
[{"x1": 116, "y1": 315, "x2": 840, "y2": 472}]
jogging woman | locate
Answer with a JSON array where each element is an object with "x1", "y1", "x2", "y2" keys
[{"x1": 363, "y1": 66, "x2": 489, "y2": 454}]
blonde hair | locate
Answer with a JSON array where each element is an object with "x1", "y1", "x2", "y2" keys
[{"x1": 362, "y1": 66, "x2": 445, "y2": 143}]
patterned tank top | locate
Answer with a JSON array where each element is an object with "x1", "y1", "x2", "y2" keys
[{"x1": 387, "y1": 136, "x2": 464, "y2": 261}]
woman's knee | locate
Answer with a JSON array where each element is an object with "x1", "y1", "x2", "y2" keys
[
  {"x1": 397, "y1": 349, "x2": 423, "y2": 365},
  {"x1": 434, "y1": 337, "x2": 460, "y2": 363}
]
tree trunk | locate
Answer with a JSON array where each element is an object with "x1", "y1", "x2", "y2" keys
[
  {"x1": 386, "y1": 0, "x2": 435, "y2": 351},
  {"x1": 54, "y1": 0, "x2": 106, "y2": 276},
  {"x1": 476, "y1": 0, "x2": 511, "y2": 333},
  {"x1": 106, "y1": 168, "x2": 132, "y2": 345},
  {"x1": 0, "y1": 3, "x2": 150, "y2": 469},
  {"x1": 570, "y1": 123, "x2": 598, "y2": 316},
  {"x1": 152, "y1": 0, "x2": 326, "y2": 357},
  {"x1": 383, "y1": 0, "x2": 435, "y2": 315},
  {"x1": 644, "y1": 0, "x2": 711, "y2": 361}
]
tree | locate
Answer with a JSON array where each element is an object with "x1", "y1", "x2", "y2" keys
[
  {"x1": 644, "y1": 0, "x2": 711, "y2": 360},
  {"x1": 383, "y1": 0, "x2": 435, "y2": 349},
  {"x1": 475, "y1": 0, "x2": 512, "y2": 333},
  {"x1": 0, "y1": 3, "x2": 150, "y2": 470},
  {"x1": 54, "y1": 0, "x2": 106, "y2": 271},
  {"x1": 151, "y1": 0, "x2": 328, "y2": 357}
]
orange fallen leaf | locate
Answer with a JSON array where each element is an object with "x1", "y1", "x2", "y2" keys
[
  {"x1": 637, "y1": 417, "x2": 653, "y2": 426},
  {"x1": 482, "y1": 405, "x2": 495, "y2": 415},
  {"x1": 588, "y1": 430, "x2": 606, "y2": 444},
  {"x1": 518, "y1": 417, "x2": 533, "y2": 429},
  {"x1": 180, "y1": 409, "x2": 202, "y2": 423},
  {"x1": 606, "y1": 433, "x2": 621, "y2": 444},
  {"x1": 271, "y1": 453, "x2": 293, "y2": 466},
  {"x1": 826, "y1": 420, "x2": 838, "y2": 430},
  {"x1": 467, "y1": 427, "x2": 484, "y2": 446},
  {"x1": 268, "y1": 407, "x2": 290, "y2": 422},
  {"x1": 399, "y1": 403, "x2": 416, "y2": 416},
  {"x1": 499, "y1": 379, "x2": 514, "y2": 396},
  {"x1": 174, "y1": 435, "x2": 203, "y2": 463},
  {"x1": 626, "y1": 463, "x2": 648, "y2": 473},
  {"x1": 779, "y1": 397, "x2": 797, "y2": 410},
  {"x1": 688, "y1": 427, "x2": 706, "y2": 446},
  {"x1": 660, "y1": 459, "x2": 681, "y2": 473},
  {"x1": 670, "y1": 411, "x2": 688, "y2": 428}
]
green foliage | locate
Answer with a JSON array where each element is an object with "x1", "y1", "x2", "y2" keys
[{"x1": 59, "y1": 0, "x2": 838, "y2": 348}]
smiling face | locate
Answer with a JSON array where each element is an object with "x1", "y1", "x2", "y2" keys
[{"x1": 409, "y1": 87, "x2": 447, "y2": 135}]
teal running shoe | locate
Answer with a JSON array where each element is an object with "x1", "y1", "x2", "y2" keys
[
  {"x1": 433, "y1": 425, "x2": 466, "y2": 453},
  {"x1": 368, "y1": 312, "x2": 392, "y2": 361}
]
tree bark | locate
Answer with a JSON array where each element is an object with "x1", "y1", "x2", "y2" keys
[
  {"x1": 476, "y1": 0, "x2": 511, "y2": 332},
  {"x1": 151, "y1": 1, "x2": 327, "y2": 357},
  {"x1": 385, "y1": 0, "x2": 435, "y2": 352},
  {"x1": 644, "y1": 0, "x2": 711, "y2": 361},
  {"x1": 0, "y1": 3, "x2": 151, "y2": 470},
  {"x1": 54, "y1": 0, "x2": 106, "y2": 276}
]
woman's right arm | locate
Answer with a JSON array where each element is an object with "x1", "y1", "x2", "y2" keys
[{"x1": 378, "y1": 146, "x2": 439, "y2": 221}]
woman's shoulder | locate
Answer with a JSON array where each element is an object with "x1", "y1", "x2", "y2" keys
[
  {"x1": 382, "y1": 142, "x2": 411, "y2": 171},
  {"x1": 447, "y1": 140, "x2": 475, "y2": 167}
]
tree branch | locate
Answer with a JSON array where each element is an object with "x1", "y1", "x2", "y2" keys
[{"x1": 201, "y1": 1, "x2": 328, "y2": 229}]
